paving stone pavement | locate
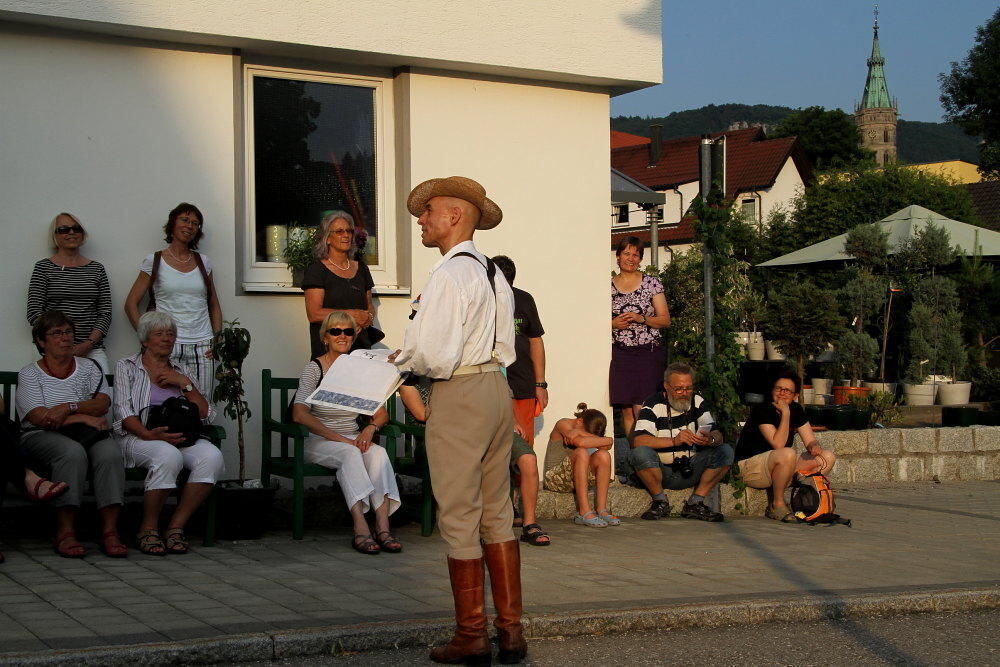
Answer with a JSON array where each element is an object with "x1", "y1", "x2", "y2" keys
[{"x1": 0, "y1": 481, "x2": 998, "y2": 658}]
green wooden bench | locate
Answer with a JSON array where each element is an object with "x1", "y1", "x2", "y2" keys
[
  {"x1": 0, "y1": 369, "x2": 225, "y2": 547},
  {"x1": 260, "y1": 369, "x2": 434, "y2": 539}
]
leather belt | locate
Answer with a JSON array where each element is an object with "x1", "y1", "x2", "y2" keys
[{"x1": 452, "y1": 363, "x2": 501, "y2": 377}]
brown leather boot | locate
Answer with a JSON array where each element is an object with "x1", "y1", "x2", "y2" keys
[
  {"x1": 430, "y1": 556, "x2": 491, "y2": 665},
  {"x1": 484, "y1": 540, "x2": 527, "y2": 664}
]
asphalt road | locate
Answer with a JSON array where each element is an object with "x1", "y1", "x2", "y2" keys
[{"x1": 264, "y1": 609, "x2": 1000, "y2": 666}]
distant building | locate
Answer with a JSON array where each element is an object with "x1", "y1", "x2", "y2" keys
[
  {"x1": 855, "y1": 10, "x2": 898, "y2": 165},
  {"x1": 904, "y1": 160, "x2": 982, "y2": 185},
  {"x1": 610, "y1": 127, "x2": 810, "y2": 265},
  {"x1": 965, "y1": 180, "x2": 1000, "y2": 231}
]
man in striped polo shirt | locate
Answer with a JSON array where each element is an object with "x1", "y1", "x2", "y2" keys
[{"x1": 627, "y1": 362, "x2": 734, "y2": 522}]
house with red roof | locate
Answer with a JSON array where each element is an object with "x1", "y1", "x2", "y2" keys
[{"x1": 610, "y1": 127, "x2": 811, "y2": 263}]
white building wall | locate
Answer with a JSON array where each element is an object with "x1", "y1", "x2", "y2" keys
[
  {"x1": 0, "y1": 26, "x2": 615, "y2": 479},
  {"x1": 0, "y1": 1, "x2": 661, "y2": 90},
  {"x1": 759, "y1": 157, "x2": 804, "y2": 224}
]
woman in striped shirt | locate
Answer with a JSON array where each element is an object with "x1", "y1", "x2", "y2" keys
[{"x1": 27, "y1": 213, "x2": 112, "y2": 373}]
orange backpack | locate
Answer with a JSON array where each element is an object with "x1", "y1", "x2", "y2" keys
[{"x1": 790, "y1": 470, "x2": 851, "y2": 526}]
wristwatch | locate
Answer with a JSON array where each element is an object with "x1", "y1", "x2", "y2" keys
[
  {"x1": 182, "y1": 383, "x2": 194, "y2": 393},
  {"x1": 69, "y1": 402, "x2": 78, "y2": 414},
  {"x1": 535, "y1": 382, "x2": 548, "y2": 388}
]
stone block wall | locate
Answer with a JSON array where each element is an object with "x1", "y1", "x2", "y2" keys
[{"x1": 804, "y1": 426, "x2": 1000, "y2": 485}]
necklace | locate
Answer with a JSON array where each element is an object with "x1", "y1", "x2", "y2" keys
[
  {"x1": 165, "y1": 246, "x2": 194, "y2": 263},
  {"x1": 326, "y1": 256, "x2": 351, "y2": 271}
]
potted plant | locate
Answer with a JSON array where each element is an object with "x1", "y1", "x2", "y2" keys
[
  {"x1": 832, "y1": 331, "x2": 877, "y2": 404},
  {"x1": 763, "y1": 279, "x2": 843, "y2": 383},
  {"x1": 283, "y1": 226, "x2": 317, "y2": 287},
  {"x1": 212, "y1": 319, "x2": 277, "y2": 538},
  {"x1": 903, "y1": 274, "x2": 965, "y2": 406}
]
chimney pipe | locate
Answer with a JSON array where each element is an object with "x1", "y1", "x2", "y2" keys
[{"x1": 648, "y1": 124, "x2": 662, "y2": 165}]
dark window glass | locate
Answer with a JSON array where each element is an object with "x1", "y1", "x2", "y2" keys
[{"x1": 252, "y1": 76, "x2": 376, "y2": 263}]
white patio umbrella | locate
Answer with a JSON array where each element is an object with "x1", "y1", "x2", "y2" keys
[{"x1": 757, "y1": 205, "x2": 1000, "y2": 267}]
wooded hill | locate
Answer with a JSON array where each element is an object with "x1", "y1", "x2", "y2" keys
[{"x1": 612, "y1": 103, "x2": 980, "y2": 165}]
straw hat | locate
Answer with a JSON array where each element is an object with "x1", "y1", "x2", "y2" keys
[{"x1": 406, "y1": 176, "x2": 503, "y2": 230}]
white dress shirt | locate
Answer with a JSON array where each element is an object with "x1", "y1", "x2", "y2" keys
[{"x1": 395, "y1": 240, "x2": 515, "y2": 380}]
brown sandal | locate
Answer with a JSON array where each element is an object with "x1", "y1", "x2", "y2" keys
[
  {"x1": 352, "y1": 534, "x2": 381, "y2": 555},
  {"x1": 54, "y1": 532, "x2": 86, "y2": 559},
  {"x1": 137, "y1": 529, "x2": 166, "y2": 556},
  {"x1": 375, "y1": 530, "x2": 403, "y2": 553},
  {"x1": 164, "y1": 528, "x2": 188, "y2": 555},
  {"x1": 100, "y1": 531, "x2": 128, "y2": 558}
]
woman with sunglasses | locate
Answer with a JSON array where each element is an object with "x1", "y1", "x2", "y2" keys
[
  {"x1": 124, "y1": 203, "x2": 223, "y2": 397},
  {"x1": 302, "y1": 211, "x2": 377, "y2": 358},
  {"x1": 735, "y1": 370, "x2": 837, "y2": 522},
  {"x1": 27, "y1": 213, "x2": 112, "y2": 372},
  {"x1": 291, "y1": 311, "x2": 401, "y2": 555}
]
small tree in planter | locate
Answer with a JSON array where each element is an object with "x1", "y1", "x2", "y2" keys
[
  {"x1": 283, "y1": 227, "x2": 318, "y2": 287},
  {"x1": 843, "y1": 223, "x2": 893, "y2": 382},
  {"x1": 834, "y1": 331, "x2": 878, "y2": 400},
  {"x1": 212, "y1": 319, "x2": 252, "y2": 483},
  {"x1": 764, "y1": 278, "x2": 843, "y2": 380},
  {"x1": 903, "y1": 276, "x2": 966, "y2": 396}
]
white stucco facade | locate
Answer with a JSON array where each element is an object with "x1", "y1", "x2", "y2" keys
[{"x1": 0, "y1": 5, "x2": 660, "y2": 481}]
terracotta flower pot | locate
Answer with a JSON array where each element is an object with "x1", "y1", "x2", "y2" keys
[{"x1": 833, "y1": 385, "x2": 870, "y2": 405}]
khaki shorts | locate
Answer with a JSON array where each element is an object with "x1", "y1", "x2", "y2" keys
[{"x1": 738, "y1": 450, "x2": 775, "y2": 489}]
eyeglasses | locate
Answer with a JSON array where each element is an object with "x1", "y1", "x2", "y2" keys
[
  {"x1": 330, "y1": 229, "x2": 354, "y2": 236},
  {"x1": 326, "y1": 327, "x2": 355, "y2": 337},
  {"x1": 45, "y1": 328, "x2": 74, "y2": 338},
  {"x1": 667, "y1": 385, "x2": 694, "y2": 393},
  {"x1": 774, "y1": 387, "x2": 796, "y2": 396},
  {"x1": 55, "y1": 225, "x2": 84, "y2": 234}
]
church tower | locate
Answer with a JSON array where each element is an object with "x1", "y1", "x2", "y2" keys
[{"x1": 855, "y1": 9, "x2": 897, "y2": 165}]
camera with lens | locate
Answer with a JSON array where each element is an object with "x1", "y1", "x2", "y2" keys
[{"x1": 669, "y1": 454, "x2": 693, "y2": 476}]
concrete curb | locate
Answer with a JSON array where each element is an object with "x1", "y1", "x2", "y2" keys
[{"x1": 4, "y1": 585, "x2": 998, "y2": 665}]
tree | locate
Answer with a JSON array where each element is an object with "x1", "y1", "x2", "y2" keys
[
  {"x1": 763, "y1": 279, "x2": 844, "y2": 379},
  {"x1": 772, "y1": 163, "x2": 978, "y2": 256},
  {"x1": 940, "y1": 8, "x2": 1000, "y2": 179},
  {"x1": 771, "y1": 106, "x2": 868, "y2": 169}
]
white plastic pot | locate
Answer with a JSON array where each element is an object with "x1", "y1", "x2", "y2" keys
[
  {"x1": 863, "y1": 381, "x2": 897, "y2": 396},
  {"x1": 903, "y1": 383, "x2": 938, "y2": 406},
  {"x1": 937, "y1": 381, "x2": 972, "y2": 406},
  {"x1": 747, "y1": 341, "x2": 766, "y2": 361},
  {"x1": 801, "y1": 387, "x2": 816, "y2": 405},
  {"x1": 765, "y1": 340, "x2": 786, "y2": 360},
  {"x1": 811, "y1": 378, "x2": 832, "y2": 395}
]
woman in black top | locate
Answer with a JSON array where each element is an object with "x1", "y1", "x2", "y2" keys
[
  {"x1": 27, "y1": 213, "x2": 112, "y2": 373},
  {"x1": 736, "y1": 370, "x2": 836, "y2": 522},
  {"x1": 302, "y1": 211, "x2": 377, "y2": 357}
]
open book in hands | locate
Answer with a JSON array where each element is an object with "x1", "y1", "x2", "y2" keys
[{"x1": 305, "y1": 348, "x2": 405, "y2": 415}]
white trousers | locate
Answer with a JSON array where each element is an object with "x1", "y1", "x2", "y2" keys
[
  {"x1": 128, "y1": 438, "x2": 225, "y2": 490},
  {"x1": 304, "y1": 435, "x2": 401, "y2": 515}
]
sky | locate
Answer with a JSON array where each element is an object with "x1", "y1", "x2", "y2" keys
[{"x1": 611, "y1": 1, "x2": 997, "y2": 123}]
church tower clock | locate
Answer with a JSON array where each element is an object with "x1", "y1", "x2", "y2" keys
[{"x1": 855, "y1": 8, "x2": 897, "y2": 165}]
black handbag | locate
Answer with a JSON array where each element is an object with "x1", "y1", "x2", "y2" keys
[
  {"x1": 57, "y1": 423, "x2": 110, "y2": 449},
  {"x1": 145, "y1": 396, "x2": 203, "y2": 447}
]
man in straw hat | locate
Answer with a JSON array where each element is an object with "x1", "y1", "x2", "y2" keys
[{"x1": 394, "y1": 176, "x2": 525, "y2": 664}]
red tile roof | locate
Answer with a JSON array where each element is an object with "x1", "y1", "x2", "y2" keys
[
  {"x1": 610, "y1": 127, "x2": 810, "y2": 199},
  {"x1": 612, "y1": 216, "x2": 699, "y2": 245},
  {"x1": 611, "y1": 130, "x2": 651, "y2": 149},
  {"x1": 965, "y1": 180, "x2": 1000, "y2": 231}
]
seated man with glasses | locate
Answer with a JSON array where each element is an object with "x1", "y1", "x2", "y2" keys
[
  {"x1": 625, "y1": 362, "x2": 733, "y2": 522},
  {"x1": 735, "y1": 370, "x2": 836, "y2": 522}
]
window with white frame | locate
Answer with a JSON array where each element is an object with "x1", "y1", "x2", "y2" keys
[
  {"x1": 612, "y1": 204, "x2": 630, "y2": 226},
  {"x1": 741, "y1": 198, "x2": 756, "y2": 221},
  {"x1": 242, "y1": 65, "x2": 398, "y2": 292}
]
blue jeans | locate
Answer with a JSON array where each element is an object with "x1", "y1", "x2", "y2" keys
[{"x1": 626, "y1": 444, "x2": 734, "y2": 491}]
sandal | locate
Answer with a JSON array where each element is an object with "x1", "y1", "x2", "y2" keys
[
  {"x1": 574, "y1": 511, "x2": 608, "y2": 527},
  {"x1": 597, "y1": 509, "x2": 622, "y2": 526},
  {"x1": 53, "y1": 532, "x2": 86, "y2": 559},
  {"x1": 99, "y1": 531, "x2": 128, "y2": 558},
  {"x1": 765, "y1": 507, "x2": 798, "y2": 523},
  {"x1": 352, "y1": 534, "x2": 381, "y2": 555},
  {"x1": 27, "y1": 478, "x2": 69, "y2": 503},
  {"x1": 137, "y1": 529, "x2": 166, "y2": 556},
  {"x1": 375, "y1": 530, "x2": 403, "y2": 553},
  {"x1": 520, "y1": 523, "x2": 551, "y2": 546},
  {"x1": 164, "y1": 528, "x2": 189, "y2": 555}
]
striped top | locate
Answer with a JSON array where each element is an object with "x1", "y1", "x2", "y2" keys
[
  {"x1": 112, "y1": 353, "x2": 216, "y2": 466},
  {"x1": 27, "y1": 259, "x2": 112, "y2": 348},
  {"x1": 293, "y1": 359, "x2": 360, "y2": 440},
  {"x1": 633, "y1": 392, "x2": 716, "y2": 464},
  {"x1": 15, "y1": 357, "x2": 108, "y2": 435}
]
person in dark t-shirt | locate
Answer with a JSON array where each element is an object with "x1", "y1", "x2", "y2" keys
[
  {"x1": 492, "y1": 256, "x2": 549, "y2": 546},
  {"x1": 736, "y1": 370, "x2": 837, "y2": 522}
]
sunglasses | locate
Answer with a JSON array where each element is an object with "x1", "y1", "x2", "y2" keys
[
  {"x1": 326, "y1": 327, "x2": 355, "y2": 337},
  {"x1": 55, "y1": 225, "x2": 84, "y2": 234}
]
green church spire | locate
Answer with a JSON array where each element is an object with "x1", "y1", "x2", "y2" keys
[{"x1": 859, "y1": 7, "x2": 894, "y2": 110}]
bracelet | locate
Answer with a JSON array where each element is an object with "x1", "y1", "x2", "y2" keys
[{"x1": 535, "y1": 382, "x2": 548, "y2": 388}]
